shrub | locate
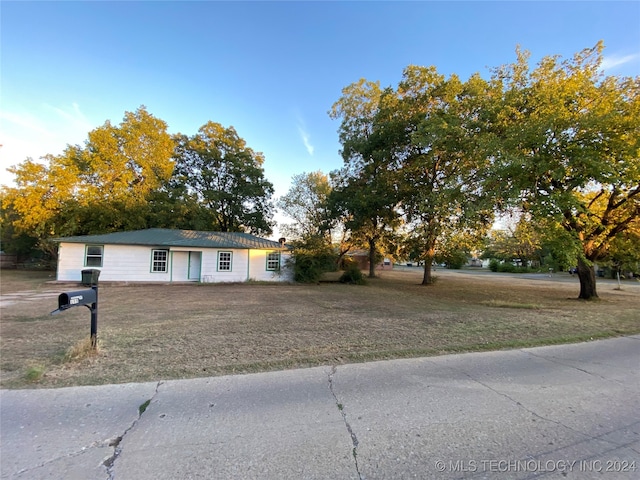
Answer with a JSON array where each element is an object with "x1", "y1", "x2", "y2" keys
[
  {"x1": 488, "y1": 259, "x2": 535, "y2": 274},
  {"x1": 288, "y1": 236, "x2": 338, "y2": 283},
  {"x1": 292, "y1": 252, "x2": 336, "y2": 283},
  {"x1": 498, "y1": 262, "x2": 516, "y2": 273},
  {"x1": 339, "y1": 264, "x2": 366, "y2": 285},
  {"x1": 446, "y1": 255, "x2": 467, "y2": 269}
]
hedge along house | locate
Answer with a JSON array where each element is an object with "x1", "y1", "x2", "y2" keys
[{"x1": 54, "y1": 229, "x2": 292, "y2": 283}]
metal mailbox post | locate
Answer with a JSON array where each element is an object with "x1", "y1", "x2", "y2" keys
[{"x1": 51, "y1": 286, "x2": 99, "y2": 349}]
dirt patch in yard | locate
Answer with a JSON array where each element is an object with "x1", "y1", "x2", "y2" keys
[{"x1": 1, "y1": 269, "x2": 639, "y2": 388}]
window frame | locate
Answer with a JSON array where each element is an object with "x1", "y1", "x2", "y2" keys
[
  {"x1": 85, "y1": 245, "x2": 104, "y2": 267},
  {"x1": 217, "y1": 251, "x2": 232, "y2": 272},
  {"x1": 151, "y1": 249, "x2": 169, "y2": 273},
  {"x1": 266, "y1": 251, "x2": 281, "y2": 271}
]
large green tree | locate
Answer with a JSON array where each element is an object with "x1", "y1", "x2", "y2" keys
[
  {"x1": 1, "y1": 106, "x2": 175, "y2": 256},
  {"x1": 329, "y1": 165, "x2": 400, "y2": 278},
  {"x1": 392, "y1": 67, "x2": 497, "y2": 284},
  {"x1": 171, "y1": 122, "x2": 274, "y2": 235},
  {"x1": 491, "y1": 42, "x2": 640, "y2": 299},
  {"x1": 331, "y1": 69, "x2": 496, "y2": 283},
  {"x1": 329, "y1": 79, "x2": 403, "y2": 278}
]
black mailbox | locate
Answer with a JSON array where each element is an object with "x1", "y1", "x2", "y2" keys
[
  {"x1": 51, "y1": 286, "x2": 99, "y2": 349},
  {"x1": 58, "y1": 289, "x2": 97, "y2": 311}
]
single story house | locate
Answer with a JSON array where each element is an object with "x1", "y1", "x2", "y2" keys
[{"x1": 54, "y1": 228, "x2": 292, "y2": 283}]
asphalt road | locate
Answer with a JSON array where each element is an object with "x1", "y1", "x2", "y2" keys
[
  {"x1": 1, "y1": 336, "x2": 639, "y2": 480},
  {"x1": 402, "y1": 266, "x2": 640, "y2": 287}
]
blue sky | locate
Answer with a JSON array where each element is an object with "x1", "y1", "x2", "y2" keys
[{"x1": 2, "y1": 1, "x2": 639, "y2": 236}]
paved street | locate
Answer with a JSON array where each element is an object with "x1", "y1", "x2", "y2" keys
[{"x1": 1, "y1": 336, "x2": 639, "y2": 479}]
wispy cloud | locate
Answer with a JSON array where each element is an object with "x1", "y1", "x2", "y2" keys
[
  {"x1": 600, "y1": 53, "x2": 640, "y2": 72},
  {"x1": 298, "y1": 126, "x2": 314, "y2": 156},
  {"x1": 44, "y1": 102, "x2": 94, "y2": 133},
  {"x1": 1, "y1": 103, "x2": 93, "y2": 141},
  {"x1": 295, "y1": 113, "x2": 314, "y2": 156},
  {"x1": 0, "y1": 102, "x2": 95, "y2": 185},
  {"x1": 0, "y1": 110, "x2": 55, "y2": 137}
]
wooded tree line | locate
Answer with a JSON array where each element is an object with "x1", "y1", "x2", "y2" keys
[
  {"x1": 2, "y1": 43, "x2": 639, "y2": 299},
  {"x1": 278, "y1": 43, "x2": 639, "y2": 300},
  {"x1": 1, "y1": 107, "x2": 275, "y2": 259}
]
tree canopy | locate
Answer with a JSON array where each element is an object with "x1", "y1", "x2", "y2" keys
[
  {"x1": 330, "y1": 68, "x2": 496, "y2": 283},
  {"x1": 329, "y1": 79, "x2": 402, "y2": 278},
  {"x1": 277, "y1": 171, "x2": 333, "y2": 241},
  {"x1": 490, "y1": 42, "x2": 640, "y2": 298},
  {"x1": 2, "y1": 106, "x2": 175, "y2": 256},
  {"x1": 328, "y1": 42, "x2": 638, "y2": 297},
  {"x1": 171, "y1": 122, "x2": 274, "y2": 235},
  {"x1": 1, "y1": 109, "x2": 276, "y2": 257},
  {"x1": 3, "y1": 43, "x2": 638, "y2": 298}
]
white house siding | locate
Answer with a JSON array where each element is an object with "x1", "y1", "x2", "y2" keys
[
  {"x1": 57, "y1": 244, "x2": 172, "y2": 282},
  {"x1": 57, "y1": 243, "x2": 293, "y2": 283},
  {"x1": 200, "y1": 249, "x2": 247, "y2": 283},
  {"x1": 248, "y1": 249, "x2": 288, "y2": 282},
  {"x1": 56, "y1": 243, "x2": 86, "y2": 282},
  {"x1": 189, "y1": 249, "x2": 292, "y2": 282}
]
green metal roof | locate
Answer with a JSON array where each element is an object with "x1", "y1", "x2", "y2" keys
[{"x1": 54, "y1": 229, "x2": 287, "y2": 250}]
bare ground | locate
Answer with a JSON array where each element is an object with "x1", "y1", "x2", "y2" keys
[{"x1": 1, "y1": 268, "x2": 638, "y2": 389}]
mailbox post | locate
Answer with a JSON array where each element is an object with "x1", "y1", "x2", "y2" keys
[{"x1": 51, "y1": 286, "x2": 99, "y2": 349}]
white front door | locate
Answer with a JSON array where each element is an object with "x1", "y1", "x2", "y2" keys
[{"x1": 188, "y1": 252, "x2": 201, "y2": 281}]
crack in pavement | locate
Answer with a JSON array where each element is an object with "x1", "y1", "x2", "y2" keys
[
  {"x1": 460, "y1": 368, "x2": 597, "y2": 439},
  {"x1": 521, "y1": 350, "x2": 623, "y2": 384},
  {"x1": 12, "y1": 442, "x2": 112, "y2": 477},
  {"x1": 462, "y1": 436, "x2": 640, "y2": 480},
  {"x1": 328, "y1": 366, "x2": 363, "y2": 480},
  {"x1": 10, "y1": 382, "x2": 163, "y2": 480},
  {"x1": 103, "y1": 381, "x2": 163, "y2": 479},
  {"x1": 431, "y1": 357, "x2": 637, "y2": 452},
  {"x1": 425, "y1": 357, "x2": 640, "y2": 479}
]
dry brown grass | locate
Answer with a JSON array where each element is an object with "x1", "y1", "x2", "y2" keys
[
  {"x1": 63, "y1": 336, "x2": 100, "y2": 362},
  {"x1": 1, "y1": 268, "x2": 639, "y2": 389}
]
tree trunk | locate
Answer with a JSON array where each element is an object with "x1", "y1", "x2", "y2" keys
[
  {"x1": 368, "y1": 238, "x2": 377, "y2": 278},
  {"x1": 421, "y1": 252, "x2": 435, "y2": 285},
  {"x1": 576, "y1": 256, "x2": 598, "y2": 300}
]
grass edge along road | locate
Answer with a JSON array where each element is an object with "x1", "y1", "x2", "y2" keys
[{"x1": 1, "y1": 268, "x2": 639, "y2": 389}]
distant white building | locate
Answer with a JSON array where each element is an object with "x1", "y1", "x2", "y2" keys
[{"x1": 54, "y1": 229, "x2": 292, "y2": 283}]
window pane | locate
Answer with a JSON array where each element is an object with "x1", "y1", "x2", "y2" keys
[
  {"x1": 218, "y1": 252, "x2": 232, "y2": 271},
  {"x1": 152, "y1": 250, "x2": 168, "y2": 272},
  {"x1": 267, "y1": 252, "x2": 280, "y2": 271},
  {"x1": 85, "y1": 245, "x2": 103, "y2": 267},
  {"x1": 86, "y1": 257, "x2": 102, "y2": 267}
]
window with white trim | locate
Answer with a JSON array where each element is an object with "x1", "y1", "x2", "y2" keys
[
  {"x1": 266, "y1": 252, "x2": 280, "y2": 271},
  {"x1": 218, "y1": 251, "x2": 232, "y2": 271},
  {"x1": 85, "y1": 245, "x2": 103, "y2": 267},
  {"x1": 152, "y1": 249, "x2": 168, "y2": 273}
]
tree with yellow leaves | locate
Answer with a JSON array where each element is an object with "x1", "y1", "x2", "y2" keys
[{"x1": 1, "y1": 106, "x2": 175, "y2": 257}]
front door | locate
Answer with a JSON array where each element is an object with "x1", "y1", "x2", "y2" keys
[{"x1": 188, "y1": 252, "x2": 201, "y2": 281}]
